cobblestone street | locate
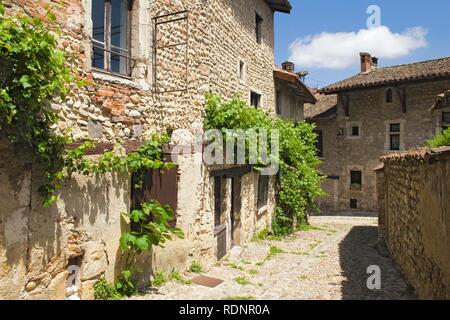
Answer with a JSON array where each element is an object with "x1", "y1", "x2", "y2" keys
[{"x1": 132, "y1": 216, "x2": 415, "y2": 300}]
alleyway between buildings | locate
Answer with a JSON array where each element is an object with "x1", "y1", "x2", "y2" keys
[{"x1": 132, "y1": 216, "x2": 415, "y2": 300}]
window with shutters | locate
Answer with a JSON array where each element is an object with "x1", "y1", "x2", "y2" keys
[
  {"x1": 250, "y1": 91, "x2": 261, "y2": 108},
  {"x1": 442, "y1": 112, "x2": 450, "y2": 131},
  {"x1": 314, "y1": 130, "x2": 323, "y2": 158},
  {"x1": 389, "y1": 123, "x2": 401, "y2": 151},
  {"x1": 350, "y1": 170, "x2": 362, "y2": 190}
]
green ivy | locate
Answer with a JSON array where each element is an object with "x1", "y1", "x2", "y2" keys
[
  {"x1": 116, "y1": 200, "x2": 185, "y2": 296},
  {"x1": 204, "y1": 94, "x2": 324, "y2": 236}
]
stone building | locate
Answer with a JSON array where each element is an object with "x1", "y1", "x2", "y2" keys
[
  {"x1": 274, "y1": 61, "x2": 316, "y2": 121},
  {"x1": 305, "y1": 53, "x2": 450, "y2": 213},
  {"x1": 0, "y1": 0, "x2": 294, "y2": 299}
]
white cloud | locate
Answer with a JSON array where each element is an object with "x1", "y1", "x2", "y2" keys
[{"x1": 288, "y1": 26, "x2": 428, "y2": 69}]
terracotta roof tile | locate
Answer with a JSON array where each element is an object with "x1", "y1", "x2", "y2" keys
[
  {"x1": 304, "y1": 94, "x2": 338, "y2": 119},
  {"x1": 321, "y1": 56, "x2": 450, "y2": 94}
]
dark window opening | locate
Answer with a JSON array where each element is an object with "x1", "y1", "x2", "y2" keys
[
  {"x1": 386, "y1": 88, "x2": 393, "y2": 103},
  {"x1": 443, "y1": 112, "x2": 450, "y2": 131},
  {"x1": 251, "y1": 91, "x2": 261, "y2": 108},
  {"x1": 389, "y1": 123, "x2": 401, "y2": 151},
  {"x1": 314, "y1": 130, "x2": 323, "y2": 158},
  {"x1": 92, "y1": 0, "x2": 132, "y2": 76},
  {"x1": 351, "y1": 126, "x2": 360, "y2": 137},
  {"x1": 214, "y1": 177, "x2": 222, "y2": 227},
  {"x1": 257, "y1": 175, "x2": 269, "y2": 210},
  {"x1": 255, "y1": 13, "x2": 263, "y2": 44},
  {"x1": 350, "y1": 170, "x2": 362, "y2": 190},
  {"x1": 350, "y1": 198, "x2": 358, "y2": 209}
]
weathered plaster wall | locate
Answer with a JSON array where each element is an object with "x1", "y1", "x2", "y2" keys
[
  {"x1": 275, "y1": 79, "x2": 304, "y2": 121},
  {"x1": 314, "y1": 79, "x2": 450, "y2": 212},
  {"x1": 0, "y1": 0, "x2": 279, "y2": 299},
  {"x1": 377, "y1": 148, "x2": 450, "y2": 299}
]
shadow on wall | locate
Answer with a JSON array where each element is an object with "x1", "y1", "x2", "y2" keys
[{"x1": 338, "y1": 226, "x2": 415, "y2": 300}]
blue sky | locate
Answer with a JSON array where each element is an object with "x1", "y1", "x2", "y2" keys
[{"x1": 274, "y1": 0, "x2": 450, "y2": 88}]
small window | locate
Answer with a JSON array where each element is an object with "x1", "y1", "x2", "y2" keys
[
  {"x1": 92, "y1": 0, "x2": 133, "y2": 76},
  {"x1": 314, "y1": 130, "x2": 323, "y2": 158},
  {"x1": 257, "y1": 175, "x2": 269, "y2": 210},
  {"x1": 351, "y1": 126, "x2": 360, "y2": 137},
  {"x1": 442, "y1": 112, "x2": 450, "y2": 131},
  {"x1": 255, "y1": 13, "x2": 263, "y2": 44},
  {"x1": 350, "y1": 171, "x2": 362, "y2": 190},
  {"x1": 250, "y1": 91, "x2": 261, "y2": 108},
  {"x1": 446, "y1": 96, "x2": 450, "y2": 105},
  {"x1": 239, "y1": 60, "x2": 246, "y2": 81},
  {"x1": 214, "y1": 177, "x2": 222, "y2": 227},
  {"x1": 350, "y1": 199, "x2": 358, "y2": 209},
  {"x1": 276, "y1": 90, "x2": 282, "y2": 115},
  {"x1": 386, "y1": 89, "x2": 393, "y2": 103},
  {"x1": 389, "y1": 123, "x2": 401, "y2": 151}
]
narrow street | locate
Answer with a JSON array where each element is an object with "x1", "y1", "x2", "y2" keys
[{"x1": 132, "y1": 216, "x2": 415, "y2": 300}]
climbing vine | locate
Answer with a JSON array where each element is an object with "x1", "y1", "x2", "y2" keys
[
  {"x1": 427, "y1": 127, "x2": 450, "y2": 148},
  {"x1": 204, "y1": 94, "x2": 325, "y2": 236}
]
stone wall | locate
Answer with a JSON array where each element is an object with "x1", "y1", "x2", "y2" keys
[
  {"x1": 314, "y1": 79, "x2": 450, "y2": 213},
  {"x1": 376, "y1": 147, "x2": 450, "y2": 299}
]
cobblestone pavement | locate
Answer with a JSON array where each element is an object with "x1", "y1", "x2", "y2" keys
[{"x1": 131, "y1": 216, "x2": 415, "y2": 300}]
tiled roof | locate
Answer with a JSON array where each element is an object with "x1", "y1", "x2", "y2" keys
[
  {"x1": 304, "y1": 93, "x2": 338, "y2": 119},
  {"x1": 380, "y1": 147, "x2": 450, "y2": 163},
  {"x1": 321, "y1": 56, "x2": 450, "y2": 94},
  {"x1": 274, "y1": 68, "x2": 317, "y2": 104},
  {"x1": 265, "y1": 0, "x2": 292, "y2": 13}
]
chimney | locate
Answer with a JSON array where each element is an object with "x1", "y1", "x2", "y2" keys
[
  {"x1": 360, "y1": 52, "x2": 371, "y2": 73},
  {"x1": 282, "y1": 61, "x2": 295, "y2": 73}
]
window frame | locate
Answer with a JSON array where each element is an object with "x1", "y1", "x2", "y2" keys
[
  {"x1": 91, "y1": 0, "x2": 133, "y2": 77},
  {"x1": 442, "y1": 112, "x2": 450, "y2": 131}
]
